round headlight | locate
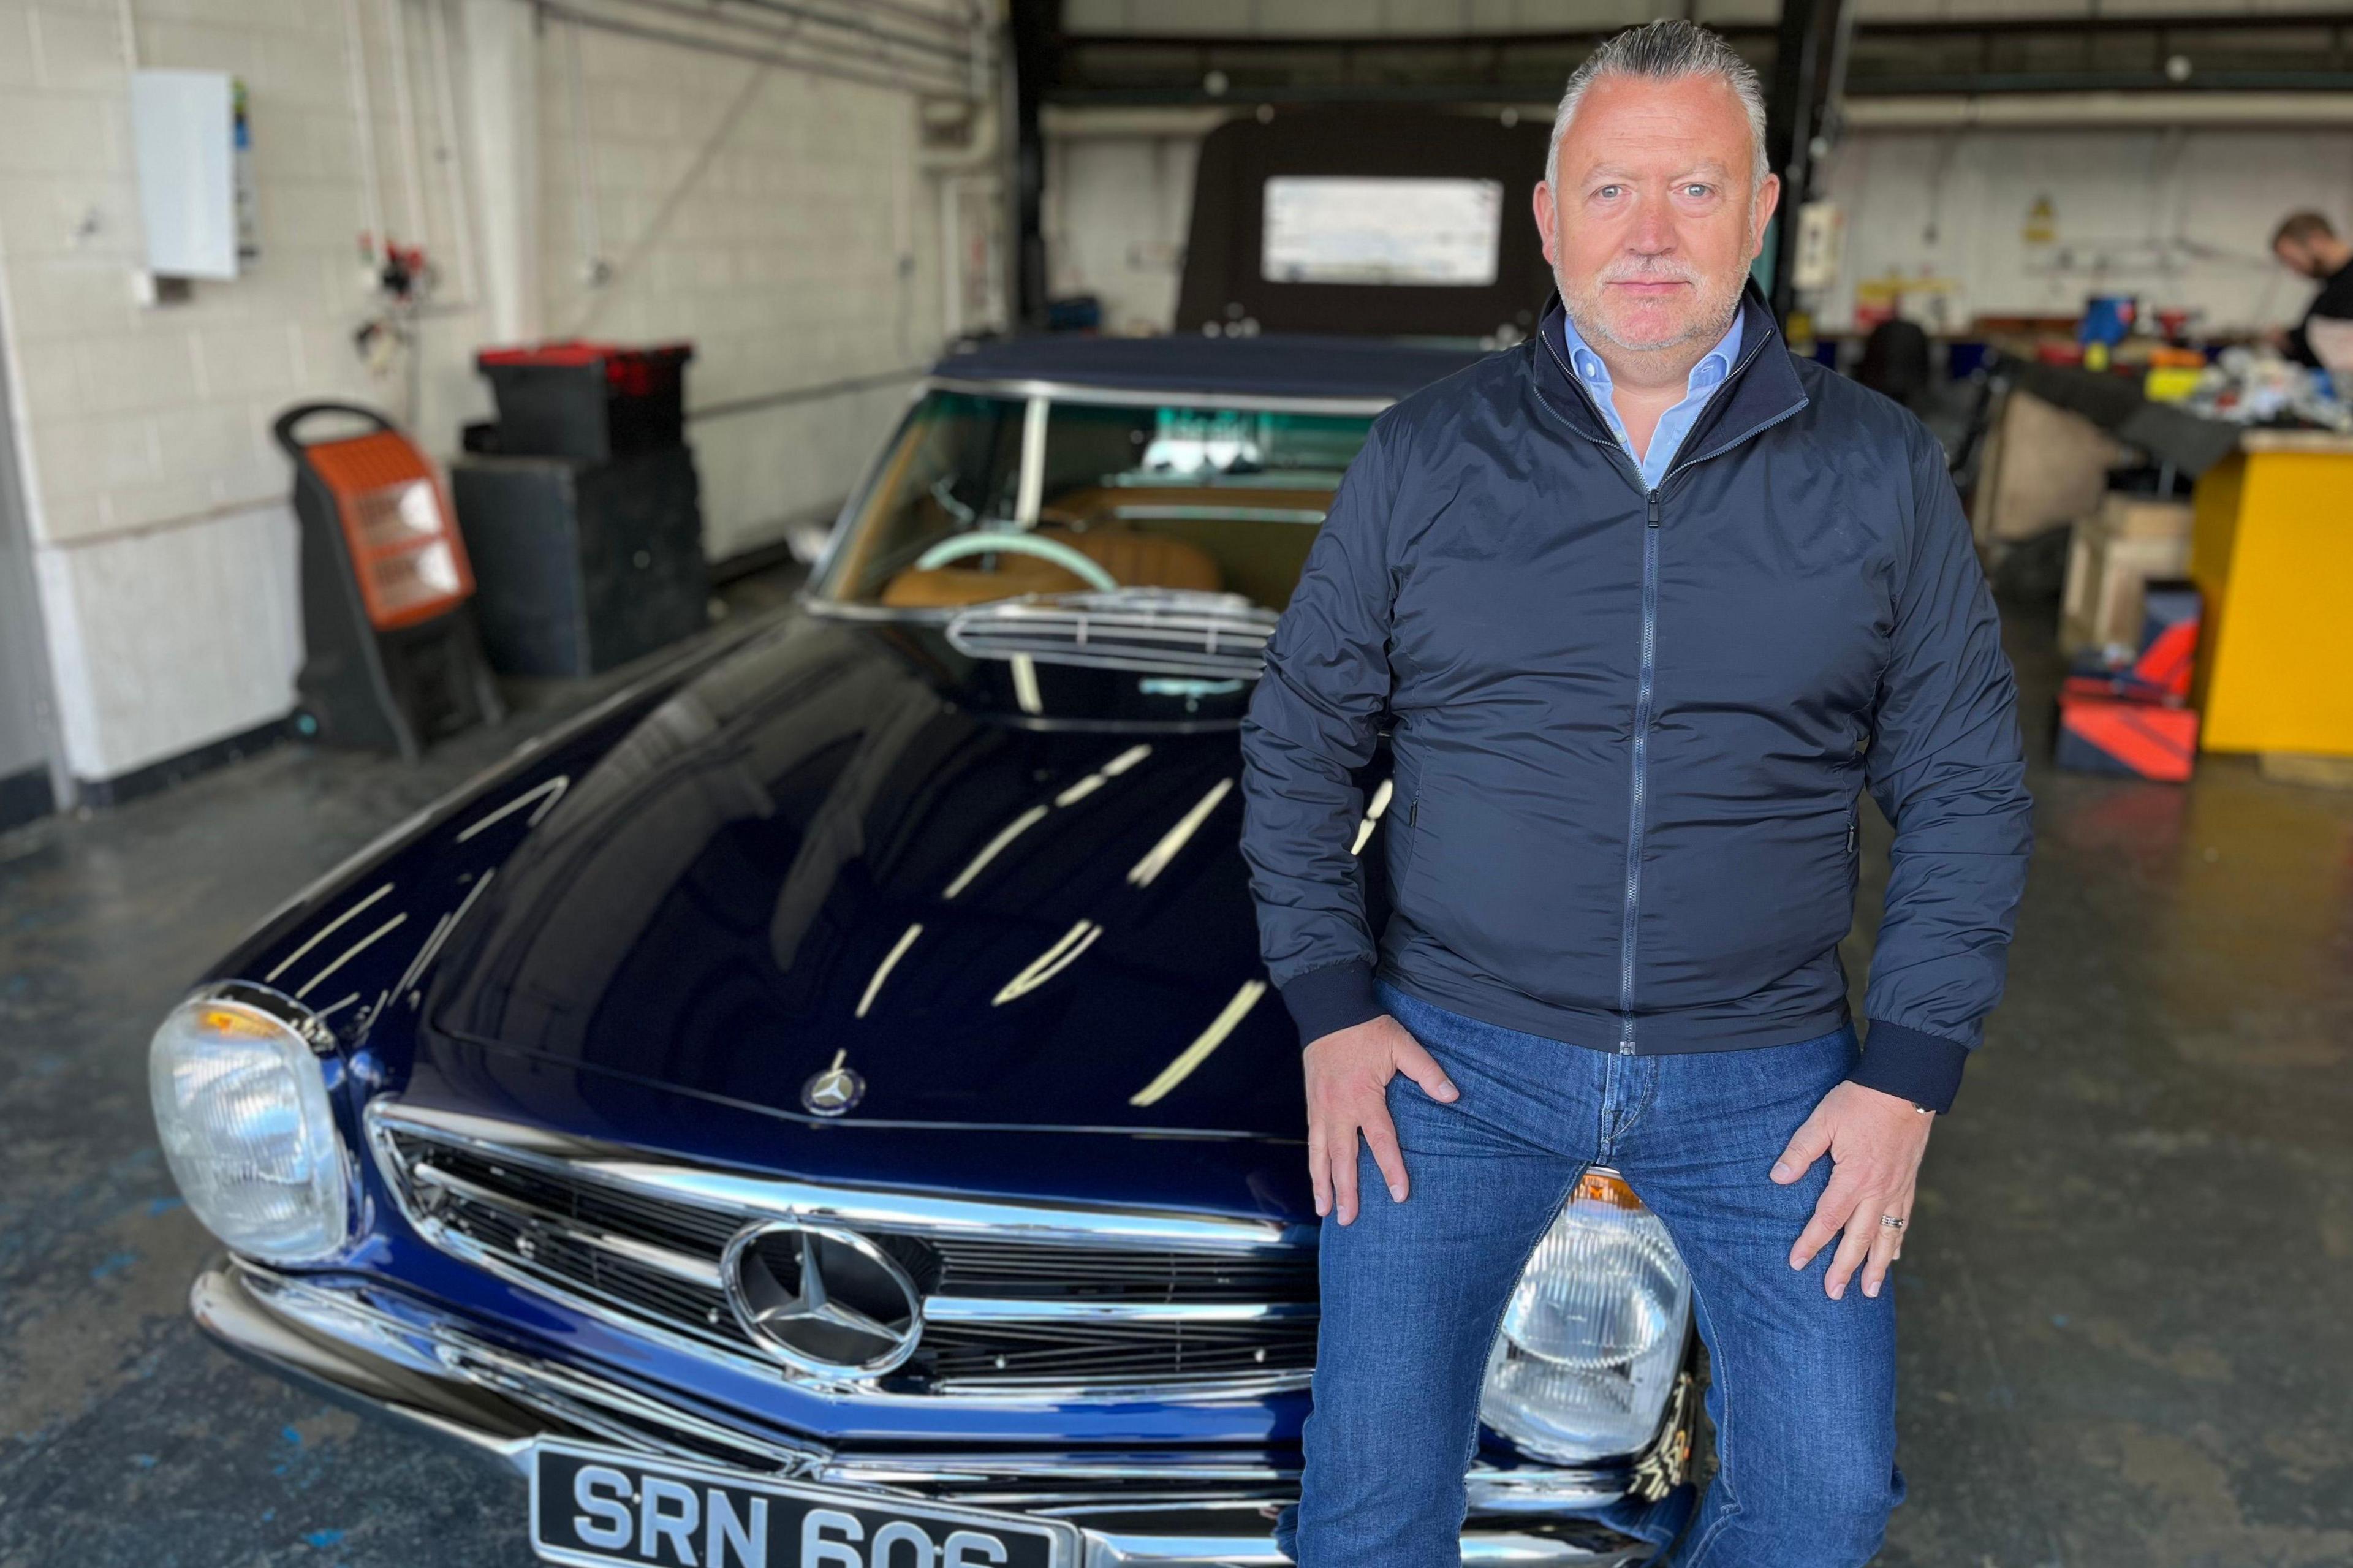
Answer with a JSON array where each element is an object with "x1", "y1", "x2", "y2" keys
[
  {"x1": 1479, "y1": 1171, "x2": 1691, "y2": 1464},
  {"x1": 148, "y1": 983, "x2": 349, "y2": 1264}
]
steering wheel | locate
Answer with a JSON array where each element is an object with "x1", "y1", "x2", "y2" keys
[{"x1": 913, "y1": 532, "x2": 1119, "y2": 591}]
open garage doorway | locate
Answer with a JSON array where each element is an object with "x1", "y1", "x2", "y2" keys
[{"x1": 0, "y1": 312, "x2": 60, "y2": 832}]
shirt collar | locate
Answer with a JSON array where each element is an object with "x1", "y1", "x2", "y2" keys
[{"x1": 1556, "y1": 306, "x2": 1744, "y2": 397}]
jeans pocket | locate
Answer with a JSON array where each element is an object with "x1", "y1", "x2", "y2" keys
[{"x1": 1374, "y1": 984, "x2": 1555, "y2": 1157}]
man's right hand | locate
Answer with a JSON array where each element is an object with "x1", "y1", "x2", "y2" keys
[{"x1": 1304, "y1": 1015, "x2": 1460, "y2": 1224}]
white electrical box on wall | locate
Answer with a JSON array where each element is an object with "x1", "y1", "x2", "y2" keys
[
  {"x1": 1792, "y1": 200, "x2": 1846, "y2": 293},
  {"x1": 131, "y1": 69, "x2": 240, "y2": 281}
]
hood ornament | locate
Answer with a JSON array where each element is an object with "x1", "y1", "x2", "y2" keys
[{"x1": 801, "y1": 1051, "x2": 865, "y2": 1117}]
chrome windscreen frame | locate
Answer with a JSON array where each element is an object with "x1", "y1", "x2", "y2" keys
[
  {"x1": 363, "y1": 1099, "x2": 1319, "y2": 1406},
  {"x1": 797, "y1": 370, "x2": 1392, "y2": 626},
  {"x1": 158, "y1": 979, "x2": 363, "y2": 1263}
]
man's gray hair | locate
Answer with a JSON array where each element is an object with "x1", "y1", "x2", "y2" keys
[{"x1": 1545, "y1": 20, "x2": 1770, "y2": 192}]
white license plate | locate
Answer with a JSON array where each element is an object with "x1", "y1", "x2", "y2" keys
[{"x1": 530, "y1": 1439, "x2": 1080, "y2": 1568}]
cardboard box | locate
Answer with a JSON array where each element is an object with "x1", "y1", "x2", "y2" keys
[
  {"x1": 2096, "y1": 493, "x2": 2194, "y2": 542},
  {"x1": 2061, "y1": 498, "x2": 2194, "y2": 655},
  {"x1": 1970, "y1": 389, "x2": 2131, "y2": 550},
  {"x1": 2064, "y1": 532, "x2": 2191, "y2": 654}
]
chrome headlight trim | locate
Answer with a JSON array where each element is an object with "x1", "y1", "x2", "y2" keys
[
  {"x1": 1477, "y1": 1170, "x2": 1692, "y2": 1468},
  {"x1": 148, "y1": 980, "x2": 352, "y2": 1265},
  {"x1": 198, "y1": 977, "x2": 343, "y2": 1053}
]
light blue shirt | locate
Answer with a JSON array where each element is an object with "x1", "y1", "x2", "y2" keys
[{"x1": 1555, "y1": 309, "x2": 1744, "y2": 490}]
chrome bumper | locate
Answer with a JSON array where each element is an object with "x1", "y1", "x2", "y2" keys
[{"x1": 192, "y1": 1260, "x2": 1654, "y2": 1567}]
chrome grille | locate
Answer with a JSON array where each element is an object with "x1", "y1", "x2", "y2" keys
[
  {"x1": 922, "y1": 1317, "x2": 1321, "y2": 1384},
  {"x1": 945, "y1": 591, "x2": 1279, "y2": 678},
  {"x1": 926, "y1": 1237, "x2": 1316, "y2": 1304},
  {"x1": 372, "y1": 1109, "x2": 1317, "y2": 1399}
]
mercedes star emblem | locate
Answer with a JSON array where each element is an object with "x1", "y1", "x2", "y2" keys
[
  {"x1": 721, "y1": 1221, "x2": 923, "y2": 1378},
  {"x1": 800, "y1": 1053, "x2": 865, "y2": 1117}
]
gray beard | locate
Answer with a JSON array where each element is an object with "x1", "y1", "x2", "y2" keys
[{"x1": 1559, "y1": 268, "x2": 1745, "y2": 361}]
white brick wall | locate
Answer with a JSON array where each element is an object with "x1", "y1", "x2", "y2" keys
[
  {"x1": 534, "y1": 21, "x2": 945, "y2": 560},
  {"x1": 0, "y1": 0, "x2": 479, "y2": 781},
  {"x1": 1816, "y1": 126, "x2": 2353, "y2": 335},
  {"x1": 0, "y1": 0, "x2": 975, "y2": 786}
]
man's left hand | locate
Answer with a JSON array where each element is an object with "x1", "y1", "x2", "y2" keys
[{"x1": 1770, "y1": 1081, "x2": 1934, "y2": 1301}]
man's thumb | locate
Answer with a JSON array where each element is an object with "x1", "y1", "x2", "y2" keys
[
  {"x1": 1771, "y1": 1113, "x2": 1832, "y2": 1183},
  {"x1": 1395, "y1": 1034, "x2": 1459, "y2": 1102}
]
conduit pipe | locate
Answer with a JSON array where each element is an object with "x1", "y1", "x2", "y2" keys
[
  {"x1": 532, "y1": 0, "x2": 972, "y2": 99},
  {"x1": 425, "y1": 0, "x2": 482, "y2": 308},
  {"x1": 1843, "y1": 91, "x2": 2353, "y2": 129},
  {"x1": 382, "y1": 0, "x2": 430, "y2": 244},
  {"x1": 343, "y1": 0, "x2": 388, "y2": 265}
]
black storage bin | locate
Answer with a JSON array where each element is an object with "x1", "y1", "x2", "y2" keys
[
  {"x1": 450, "y1": 447, "x2": 709, "y2": 678},
  {"x1": 476, "y1": 341, "x2": 692, "y2": 463}
]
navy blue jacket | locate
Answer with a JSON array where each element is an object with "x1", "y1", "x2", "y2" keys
[{"x1": 1240, "y1": 285, "x2": 2031, "y2": 1112}]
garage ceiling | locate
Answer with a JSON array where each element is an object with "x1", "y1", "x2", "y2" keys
[{"x1": 1044, "y1": 6, "x2": 2353, "y2": 101}]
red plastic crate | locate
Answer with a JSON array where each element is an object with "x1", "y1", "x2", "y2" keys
[{"x1": 476, "y1": 340, "x2": 692, "y2": 463}]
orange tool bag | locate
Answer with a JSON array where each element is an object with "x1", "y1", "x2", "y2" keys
[{"x1": 275, "y1": 402, "x2": 502, "y2": 759}]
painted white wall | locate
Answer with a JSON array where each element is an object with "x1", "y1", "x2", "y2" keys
[
  {"x1": 0, "y1": 0, "x2": 983, "y2": 788},
  {"x1": 1045, "y1": 131, "x2": 1199, "y2": 336},
  {"x1": 536, "y1": 18, "x2": 949, "y2": 562},
  {"x1": 1047, "y1": 109, "x2": 2349, "y2": 341},
  {"x1": 1814, "y1": 127, "x2": 2353, "y2": 336},
  {"x1": 0, "y1": 0, "x2": 469, "y2": 784}
]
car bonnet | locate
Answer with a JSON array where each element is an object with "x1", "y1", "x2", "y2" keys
[{"x1": 412, "y1": 613, "x2": 1329, "y2": 1148}]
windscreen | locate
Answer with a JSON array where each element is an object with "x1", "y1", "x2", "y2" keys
[
  {"x1": 814, "y1": 391, "x2": 1373, "y2": 614},
  {"x1": 1261, "y1": 175, "x2": 1506, "y2": 287}
]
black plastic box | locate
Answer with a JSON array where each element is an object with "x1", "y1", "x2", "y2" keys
[
  {"x1": 450, "y1": 447, "x2": 708, "y2": 678},
  {"x1": 476, "y1": 341, "x2": 692, "y2": 463}
]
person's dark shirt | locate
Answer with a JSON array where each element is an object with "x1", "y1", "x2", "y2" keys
[{"x1": 2287, "y1": 255, "x2": 2353, "y2": 368}]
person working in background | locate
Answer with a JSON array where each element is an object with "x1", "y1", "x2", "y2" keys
[{"x1": 2272, "y1": 211, "x2": 2353, "y2": 382}]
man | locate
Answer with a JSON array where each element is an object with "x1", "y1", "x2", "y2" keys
[
  {"x1": 1240, "y1": 20, "x2": 2031, "y2": 1568},
  {"x1": 2271, "y1": 211, "x2": 2353, "y2": 381}
]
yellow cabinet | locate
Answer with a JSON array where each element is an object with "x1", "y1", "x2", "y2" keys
[{"x1": 2188, "y1": 433, "x2": 2353, "y2": 757}]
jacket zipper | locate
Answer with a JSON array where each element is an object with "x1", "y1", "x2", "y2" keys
[
  {"x1": 1620, "y1": 487, "x2": 1661, "y2": 1054},
  {"x1": 1533, "y1": 320, "x2": 1806, "y2": 1056}
]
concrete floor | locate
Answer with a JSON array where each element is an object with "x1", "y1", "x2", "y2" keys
[{"x1": 2, "y1": 593, "x2": 2348, "y2": 1568}]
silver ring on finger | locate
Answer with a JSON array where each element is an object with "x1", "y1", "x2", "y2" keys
[{"x1": 1879, "y1": 1214, "x2": 1907, "y2": 1230}]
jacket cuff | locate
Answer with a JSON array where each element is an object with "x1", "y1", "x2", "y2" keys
[
  {"x1": 1277, "y1": 961, "x2": 1382, "y2": 1047},
  {"x1": 1849, "y1": 1021, "x2": 1972, "y2": 1114}
]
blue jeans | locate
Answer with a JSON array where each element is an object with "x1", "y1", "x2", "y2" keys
[{"x1": 1280, "y1": 982, "x2": 1904, "y2": 1567}]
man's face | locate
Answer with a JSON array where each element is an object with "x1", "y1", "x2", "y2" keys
[
  {"x1": 2276, "y1": 237, "x2": 2332, "y2": 281},
  {"x1": 1534, "y1": 73, "x2": 1779, "y2": 358}
]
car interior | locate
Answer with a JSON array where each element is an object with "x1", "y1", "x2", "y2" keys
[{"x1": 824, "y1": 393, "x2": 1365, "y2": 614}]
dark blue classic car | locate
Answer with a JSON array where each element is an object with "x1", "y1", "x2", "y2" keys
[{"x1": 150, "y1": 330, "x2": 1698, "y2": 1567}]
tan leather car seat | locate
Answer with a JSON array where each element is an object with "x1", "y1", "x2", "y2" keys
[
  {"x1": 877, "y1": 526, "x2": 1221, "y2": 608},
  {"x1": 1058, "y1": 527, "x2": 1222, "y2": 593}
]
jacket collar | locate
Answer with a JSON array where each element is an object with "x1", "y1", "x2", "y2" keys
[{"x1": 1532, "y1": 277, "x2": 1808, "y2": 474}]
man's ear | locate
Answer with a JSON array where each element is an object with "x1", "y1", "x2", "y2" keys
[
  {"x1": 1533, "y1": 181, "x2": 1559, "y2": 269},
  {"x1": 1749, "y1": 174, "x2": 1783, "y2": 259}
]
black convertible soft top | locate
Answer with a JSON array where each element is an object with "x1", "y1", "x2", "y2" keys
[{"x1": 931, "y1": 331, "x2": 1497, "y2": 405}]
